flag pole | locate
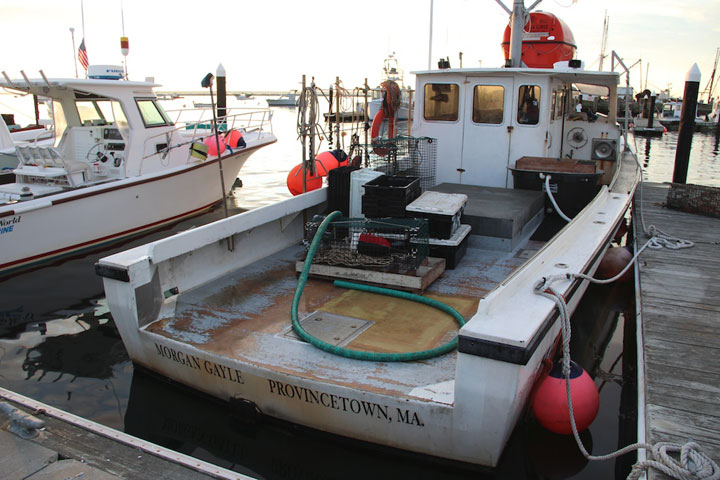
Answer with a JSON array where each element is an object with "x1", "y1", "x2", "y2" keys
[
  {"x1": 81, "y1": 0, "x2": 87, "y2": 78},
  {"x1": 70, "y1": 27, "x2": 78, "y2": 78},
  {"x1": 120, "y1": 0, "x2": 128, "y2": 79}
]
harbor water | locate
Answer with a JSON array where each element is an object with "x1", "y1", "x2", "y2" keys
[{"x1": 1, "y1": 103, "x2": 719, "y2": 479}]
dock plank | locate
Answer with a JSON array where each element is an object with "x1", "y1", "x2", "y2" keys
[{"x1": 635, "y1": 182, "x2": 720, "y2": 479}]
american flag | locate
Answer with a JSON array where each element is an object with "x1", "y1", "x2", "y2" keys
[{"x1": 78, "y1": 39, "x2": 89, "y2": 71}]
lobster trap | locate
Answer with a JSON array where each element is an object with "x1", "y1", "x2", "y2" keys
[
  {"x1": 366, "y1": 136, "x2": 437, "y2": 192},
  {"x1": 304, "y1": 216, "x2": 429, "y2": 273}
]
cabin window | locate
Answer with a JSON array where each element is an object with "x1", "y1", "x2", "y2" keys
[
  {"x1": 423, "y1": 83, "x2": 459, "y2": 121},
  {"x1": 76, "y1": 99, "x2": 126, "y2": 127},
  {"x1": 472, "y1": 85, "x2": 504, "y2": 124},
  {"x1": 554, "y1": 88, "x2": 566, "y2": 120},
  {"x1": 517, "y1": 85, "x2": 541, "y2": 125},
  {"x1": 136, "y1": 99, "x2": 172, "y2": 127}
]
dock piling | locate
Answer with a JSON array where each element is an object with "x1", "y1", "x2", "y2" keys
[{"x1": 673, "y1": 64, "x2": 701, "y2": 184}]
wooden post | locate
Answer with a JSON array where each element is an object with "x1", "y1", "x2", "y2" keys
[
  {"x1": 648, "y1": 94, "x2": 656, "y2": 128},
  {"x1": 673, "y1": 64, "x2": 701, "y2": 184},
  {"x1": 216, "y1": 64, "x2": 226, "y2": 126},
  {"x1": 335, "y1": 76, "x2": 341, "y2": 151}
]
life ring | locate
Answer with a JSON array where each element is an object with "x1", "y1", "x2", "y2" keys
[{"x1": 370, "y1": 109, "x2": 394, "y2": 156}]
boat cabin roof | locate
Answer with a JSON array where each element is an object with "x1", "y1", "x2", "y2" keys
[
  {"x1": 412, "y1": 67, "x2": 620, "y2": 88},
  {"x1": 0, "y1": 77, "x2": 159, "y2": 100}
]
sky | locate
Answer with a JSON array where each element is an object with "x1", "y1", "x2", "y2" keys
[{"x1": 2, "y1": 0, "x2": 720, "y2": 99}]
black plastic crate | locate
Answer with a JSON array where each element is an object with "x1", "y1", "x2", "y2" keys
[
  {"x1": 406, "y1": 191, "x2": 467, "y2": 239},
  {"x1": 328, "y1": 166, "x2": 360, "y2": 216},
  {"x1": 362, "y1": 175, "x2": 421, "y2": 218},
  {"x1": 428, "y1": 224, "x2": 471, "y2": 269},
  {"x1": 510, "y1": 168, "x2": 602, "y2": 218}
]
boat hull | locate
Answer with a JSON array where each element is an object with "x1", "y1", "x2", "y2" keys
[{"x1": 0, "y1": 147, "x2": 260, "y2": 274}]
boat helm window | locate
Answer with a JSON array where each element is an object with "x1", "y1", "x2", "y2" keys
[
  {"x1": 136, "y1": 98, "x2": 173, "y2": 128},
  {"x1": 76, "y1": 99, "x2": 126, "y2": 127},
  {"x1": 472, "y1": 85, "x2": 504, "y2": 124},
  {"x1": 517, "y1": 85, "x2": 540, "y2": 125},
  {"x1": 423, "y1": 83, "x2": 459, "y2": 121},
  {"x1": 52, "y1": 100, "x2": 67, "y2": 147},
  {"x1": 551, "y1": 88, "x2": 567, "y2": 122}
]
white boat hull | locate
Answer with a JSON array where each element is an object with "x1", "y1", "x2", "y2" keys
[{"x1": 0, "y1": 146, "x2": 261, "y2": 273}]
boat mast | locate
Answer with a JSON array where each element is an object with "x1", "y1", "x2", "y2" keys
[
  {"x1": 598, "y1": 11, "x2": 609, "y2": 71},
  {"x1": 702, "y1": 47, "x2": 719, "y2": 103}
]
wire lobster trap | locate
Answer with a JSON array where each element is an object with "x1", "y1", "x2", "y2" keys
[
  {"x1": 365, "y1": 136, "x2": 437, "y2": 192},
  {"x1": 304, "y1": 216, "x2": 429, "y2": 273}
]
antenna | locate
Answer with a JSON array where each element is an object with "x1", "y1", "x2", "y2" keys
[
  {"x1": 598, "y1": 11, "x2": 609, "y2": 71},
  {"x1": 701, "y1": 47, "x2": 719, "y2": 103}
]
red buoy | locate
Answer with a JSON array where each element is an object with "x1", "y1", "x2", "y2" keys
[
  {"x1": 224, "y1": 130, "x2": 245, "y2": 149},
  {"x1": 286, "y1": 164, "x2": 323, "y2": 196},
  {"x1": 501, "y1": 12, "x2": 577, "y2": 68},
  {"x1": 315, "y1": 150, "x2": 348, "y2": 176},
  {"x1": 596, "y1": 246, "x2": 633, "y2": 283},
  {"x1": 204, "y1": 135, "x2": 226, "y2": 157},
  {"x1": 532, "y1": 360, "x2": 599, "y2": 435}
]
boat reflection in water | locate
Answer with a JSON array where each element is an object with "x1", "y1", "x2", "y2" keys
[{"x1": 123, "y1": 281, "x2": 636, "y2": 480}]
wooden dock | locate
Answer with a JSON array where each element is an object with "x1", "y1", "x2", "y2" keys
[
  {"x1": 634, "y1": 182, "x2": 720, "y2": 478},
  {"x1": 0, "y1": 387, "x2": 253, "y2": 480}
]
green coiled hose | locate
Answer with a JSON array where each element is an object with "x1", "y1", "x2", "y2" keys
[{"x1": 291, "y1": 211, "x2": 466, "y2": 362}]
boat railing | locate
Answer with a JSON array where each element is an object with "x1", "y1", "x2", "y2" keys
[{"x1": 140, "y1": 108, "x2": 273, "y2": 168}]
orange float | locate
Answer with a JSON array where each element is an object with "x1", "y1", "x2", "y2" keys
[
  {"x1": 501, "y1": 12, "x2": 577, "y2": 68},
  {"x1": 286, "y1": 164, "x2": 323, "y2": 196}
]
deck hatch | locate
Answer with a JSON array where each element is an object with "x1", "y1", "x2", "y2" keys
[{"x1": 280, "y1": 311, "x2": 375, "y2": 347}]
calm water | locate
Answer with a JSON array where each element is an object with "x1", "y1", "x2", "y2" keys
[{"x1": 1, "y1": 104, "x2": 718, "y2": 479}]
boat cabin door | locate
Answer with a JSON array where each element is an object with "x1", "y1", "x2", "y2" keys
[{"x1": 460, "y1": 77, "x2": 514, "y2": 188}]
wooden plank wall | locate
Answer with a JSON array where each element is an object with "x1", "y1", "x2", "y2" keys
[{"x1": 635, "y1": 182, "x2": 720, "y2": 479}]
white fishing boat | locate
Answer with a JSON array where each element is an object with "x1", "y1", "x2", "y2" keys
[
  {"x1": 98, "y1": 4, "x2": 639, "y2": 468},
  {"x1": 367, "y1": 53, "x2": 411, "y2": 122},
  {"x1": 266, "y1": 92, "x2": 298, "y2": 107},
  {"x1": 0, "y1": 66, "x2": 275, "y2": 274}
]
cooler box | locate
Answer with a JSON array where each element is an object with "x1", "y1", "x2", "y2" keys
[
  {"x1": 428, "y1": 224, "x2": 471, "y2": 269},
  {"x1": 362, "y1": 175, "x2": 421, "y2": 218},
  {"x1": 406, "y1": 191, "x2": 468, "y2": 239}
]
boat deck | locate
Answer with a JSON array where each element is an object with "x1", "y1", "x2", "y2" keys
[
  {"x1": 635, "y1": 183, "x2": 720, "y2": 476},
  {"x1": 143, "y1": 184, "x2": 547, "y2": 401},
  {"x1": 144, "y1": 237, "x2": 543, "y2": 400}
]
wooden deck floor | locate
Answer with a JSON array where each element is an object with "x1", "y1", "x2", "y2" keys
[{"x1": 634, "y1": 182, "x2": 720, "y2": 478}]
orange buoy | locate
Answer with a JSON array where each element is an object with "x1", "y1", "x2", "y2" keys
[
  {"x1": 532, "y1": 360, "x2": 599, "y2": 435},
  {"x1": 596, "y1": 246, "x2": 633, "y2": 283},
  {"x1": 315, "y1": 150, "x2": 348, "y2": 176},
  {"x1": 501, "y1": 12, "x2": 577, "y2": 68},
  {"x1": 204, "y1": 135, "x2": 226, "y2": 156},
  {"x1": 286, "y1": 164, "x2": 323, "y2": 196},
  {"x1": 225, "y1": 130, "x2": 246, "y2": 149}
]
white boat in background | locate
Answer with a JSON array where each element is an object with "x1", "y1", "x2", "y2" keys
[
  {"x1": 0, "y1": 66, "x2": 275, "y2": 274},
  {"x1": 266, "y1": 92, "x2": 298, "y2": 107},
  {"x1": 0, "y1": 113, "x2": 54, "y2": 183},
  {"x1": 367, "y1": 53, "x2": 411, "y2": 122},
  {"x1": 98, "y1": 4, "x2": 639, "y2": 469}
]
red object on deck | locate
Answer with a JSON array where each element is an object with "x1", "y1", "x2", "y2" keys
[{"x1": 501, "y1": 12, "x2": 577, "y2": 68}]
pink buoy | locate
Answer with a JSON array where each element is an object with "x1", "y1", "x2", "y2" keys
[
  {"x1": 532, "y1": 360, "x2": 599, "y2": 435},
  {"x1": 204, "y1": 135, "x2": 226, "y2": 156},
  {"x1": 287, "y1": 164, "x2": 323, "y2": 196},
  {"x1": 225, "y1": 130, "x2": 245, "y2": 149}
]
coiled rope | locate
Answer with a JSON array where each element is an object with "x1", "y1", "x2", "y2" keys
[{"x1": 291, "y1": 211, "x2": 466, "y2": 362}]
